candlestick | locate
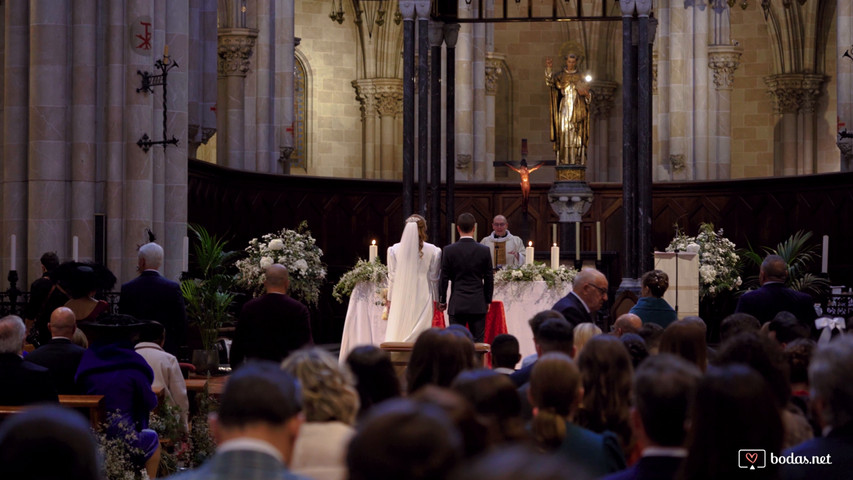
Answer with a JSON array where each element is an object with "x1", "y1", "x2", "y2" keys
[
  {"x1": 474, "y1": 223, "x2": 478, "y2": 240},
  {"x1": 72, "y1": 236, "x2": 79, "y2": 262},
  {"x1": 182, "y1": 236, "x2": 189, "y2": 272},
  {"x1": 451, "y1": 223, "x2": 456, "y2": 243},
  {"x1": 575, "y1": 223, "x2": 580, "y2": 261},
  {"x1": 596, "y1": 221, "x2": 602, "y2": 261},
  {"x1": 10, "y1": 234, "x2": 16, "y2": 271},
  {"x1": 369, "y1": 240, "x2": 378, "y2": 262},
  {"x1": 551, "y1": 243, "x2": 560, "y2": 270},
  {"x1": 526, "y1": 241, "x2": 535, "y2": 266},
  {"x1": 552, "y1": 224, "x2": 557, "y2": 245},
  {"x1": 821, "y1": 235, "x2": 829, "y2": 273}
]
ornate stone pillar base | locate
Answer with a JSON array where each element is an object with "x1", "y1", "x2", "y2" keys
[{"x1": 547, "y1": 177, "x2": 593, "y2": 223}]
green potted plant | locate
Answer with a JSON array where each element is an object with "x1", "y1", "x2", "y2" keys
[
  {"x1": 740, "y1": 230, "x2": 830, "y2": 299},
  {"x1": 180, "y1": 224, "x2": 237, "y2": 374}
]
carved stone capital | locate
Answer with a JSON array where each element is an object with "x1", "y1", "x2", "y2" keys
[
  {"x1": 456, "y1": 153, "x2": 472, "y2": 170},
  {"x1": 590, "y1": 80, "x2": 619, "y2": 118},
  {"x1": 353, "y1": 78, "x2": 403, "y2": 119},
  {"x1": 764, "y1": 73, "x2": 825, "y2": 114},
  {"x1": 485, "y1": 53, "x2": 505, "y2": 96},
  {"x1": 352, "y1": 80, "x2": 378, "y2": 119},
  {"x1": 218, "y1": 28, "x2": 258, "y2": 77},
  {"x1": 620, "y1": 0, "x2": 636, "y2": 16},
  {"x1": 838, "y1": 135, "x2": 853, "y2": 169},
  {"x1": 636, "y1": 0, "x2": 653, "y2": 16},
  {"x1": 444, "y1": 24, "x2": 460, "y2": 48},
  {"x1": 708, "y1": 45, "x2": 742, "y2": 90},
  {"x1": 800, "y1": 74, "x2": 826, "y2": 114}
]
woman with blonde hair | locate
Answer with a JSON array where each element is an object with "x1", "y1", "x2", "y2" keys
[
  {"x1": 281, "y1": 348, "x2": 360, "y2": 480},
  {"x1": 573, "y1": 322, "x2": 601, "y2": 356},
  {"x1": 385, "y1": 214, "x2": 442, "y2": 342}
]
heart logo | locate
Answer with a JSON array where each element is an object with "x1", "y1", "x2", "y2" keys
[{"x1": 745, "y1": 453, "x2": 758, "y2": 464}]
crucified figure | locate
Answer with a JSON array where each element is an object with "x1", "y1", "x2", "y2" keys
[{"x1": 507, "y1": 158, "x2": 544, "y2": 211}]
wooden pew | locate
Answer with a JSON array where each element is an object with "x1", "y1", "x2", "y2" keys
[{"x1": 0, "y1": 395, "x2": 105, "y2": 429}]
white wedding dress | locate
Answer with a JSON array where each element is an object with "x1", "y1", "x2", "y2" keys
[{"x1": 384, "y1": 222, "x2": 442, "y2": 343}]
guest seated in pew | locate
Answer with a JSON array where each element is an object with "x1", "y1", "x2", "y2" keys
[
  {"x1": 490, "y1": 333, "x2": 521, "y2": 374},
  {"x1": 25, "y1": 307, "x2": 86, "y2": 395},
  {"x1": 58, "y1": 262, "x2": 114, "y2": 323},
  {"x1": 520, "y1": 310, "x2": 567, "y2": 368},
  {"x1": 23, "y1": 251, "x2": 67, "y2": 348},
  {"x1": 0, "y1": 405, "x2": 101, "y2": 480},
  {"x1": 135, "y1": 321, "x2": 189, "y2": 432},
  {"x1": 552, "y1": 268, "x2": 609, "y2": 328},
  {"x1": 449, "y1": 445, "x2": 589, "y2": 480},
  {"x1": 573, "y1": 322, "x2": 601, "y2": 356},
  {"x1": 345, "y1": 345, "x2": 401, "y2": 420},
  {"x1": 612, "y1": 313, "x2": 642, "y2": 337},
  {"x1": 510, "y1": 317, "x2": 574, "y2": 388},
  {"x1": 0, "y1": 315, "x2": 58, "y2": 405},
  {"x1": 406, "y1": 328, "x2": 476, "y2": 394},
  {"x1": 637, "y1": 323, "x2": 664, "y2": 355},
  {"x1": 165, "y1": 361, "x2": 309, "y2": 480},
  {"x1": 75, "y1": 314, "x2": 160, "y2": 479},
  {"x1": 451, "y1": 369, "x2": 527, "y2": 447},
  {"x1": 602, "y1": 354, "x2": 702, "y2": 480},
  {"x1": 734, "y1": 254, "x2": 817, "y2": 328},
  {"x1": 719, "y1": 312, "x2": 760, "y2": 343},
  {"x1": 282, "y1": 348, "x2": 359, "y2": 480},
  {"x1": 529, "y1": 352, "x2": 625, "y2": 477},
  {"x1": 659, "y1": 318, "x2": 708, "y2": 372},
  {"x1": 629, "y1": 269, "x2": 678, "y2": 328}
]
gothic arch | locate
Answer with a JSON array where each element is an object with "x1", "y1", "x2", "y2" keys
[{"x1": 294, "y1": 48, "x2": 314, "y2": 173}]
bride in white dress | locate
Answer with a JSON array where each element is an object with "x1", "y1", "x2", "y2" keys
[{"x1": 384, "y1": 214, "x2": 442, "y2": 342}]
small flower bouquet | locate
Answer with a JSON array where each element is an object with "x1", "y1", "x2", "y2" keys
[
  {"x1": 495, "y1": 263, "x2": 577, "y2": 288},
  {"x1": 332, "y1": 259, "x2": 389, "y2": 303},
  {"x1": 666, "y1": 223, "x2": 742, "y2": 300},
  {"x1": 235, "y1": 221, "x2": 326, "y2": 305}
]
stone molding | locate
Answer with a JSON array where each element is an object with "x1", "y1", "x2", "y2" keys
[
  {"x1": 708, "y1": 45, "x2": 743, "y2": 90},
  {"x1": 764, "y1": 73, "x2": 825, "y2": 114},
  {"x1": 217, "y1": 28, "x2": 258, "y2": 77},
  {"x1": 590, "y1": 80, "x2": 619, "y2": 118},
  {"x1": 353, "y1": 78, "x2": 403, "y2": 119},
  {"x1": 485, "y1": 53, "x2": 506, "y2": 96}
]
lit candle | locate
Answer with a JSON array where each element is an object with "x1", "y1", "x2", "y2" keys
[
  {"x1": 552, "y1": 224, "x2": 557, "y2": 245},
  {"x1": 369, "y1": 240, "x2": 378, "y2": 262},
  {"x1": 596, "y1": 221, "x2": 602, "y2": 261},
  {"x1": 182, "y1": 236, "x2": 189, "y2": 272},
  {"x1": 10, "y1": 234, "x2": 16, "y2": 271},
  {"x1": 526, "y1": 241, "x2": 534, "y2": 265},
  {"x1": 821, "y1": 235, "x2": 829, "y2": 273},
  {"x1": 575, "y1": 223, "x2": 580, "y2": 261},
  {"x1": 451, "y1": 223, "x2": 456, "y2": 243},
  {"x1": 72, "y1": 236, "x2": 79, "y2": 262},
  {"x1": 551, "y1": 243, "x2": 560, "y2": 270}
]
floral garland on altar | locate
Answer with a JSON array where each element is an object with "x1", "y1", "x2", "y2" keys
[
  {"x1": 332, "y1": 259, "x2": 389, "y2": 303},
  {"x1": 666, "y1": 222, "x2": 742, "y2": 300},
  {"x1": 235, "y1": 221, "x2": 326, "y2": 305},
  {"x1": 495, "y1": 263, "x2": 577, "y2": 288}
]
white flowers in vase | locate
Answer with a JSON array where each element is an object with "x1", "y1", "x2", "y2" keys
[{"x1": 667, "y1": 223, "x2": 742, "y2": 300}]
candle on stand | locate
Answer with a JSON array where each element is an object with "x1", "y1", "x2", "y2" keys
[
  {"x1": 526, "y1": 241, "x2": 535, "y2": 265},
  {"x1": 575, "y1": 223, "x2": 580, "y2": 261},
  {"x1": 369, "y1": 240, "x2": 378, "y2": 262},
  {"x1": 551, "y1": 243, "x2": 560, "y2": 269},
  {"x1": 451, "y1": 223, "x2": 456, "y2": 243},
  {"x1": 10, "y1": 234, "x2": 16, "y2": 271},
  {"x1": 474, "y1": 223, "x2": 478, "y2": 240},
  {"x1": 182, "y1": 236, "x2": 189, "y2": 272},
  {"x1": 72, "y1": 236, "x2": 79, "y2": 262},
  {"x1": 552, "y1": 224, "x2": 557, "y2": 245},
  {"x1": 821, "y1": 235, "x2": 829, "y2": 273},
  {"x1": 596, "y1": 221, "x2": 602, "y2": 261}
]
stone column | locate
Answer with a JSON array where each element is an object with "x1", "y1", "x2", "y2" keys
[
  {"x1": 353, "y1": 79, "x2": 378, "y2": 178},
  {"x1": 105, "y1": 0, "x2": 125, "y2": 279},
  {"x1": 472, "y1": 20, "x2": 488, "y2": 181},
  {"x1": 765, "y1": 74, "x2": 802, "y2": 176},
  {"x1": 417, "y1": 6, "x2": 429, "y2": 215},
  {"x1": 400, "y1": 0, "x2": 417, "y2": 217},
  {"x1": 455, "y1": 0, "x2": 474, "y2": 182},
  {"x1": 217, "y1": 28, "x2": 257, "y2": 170},
  {"x1": 29, "y1": 0, "x2": 70, "y2": 280},
  {"x1": 3, "y1": 2, "x2": 29, "y2": 279},
  {"x1": 590, "y1": 80, "x2": 618, "y2": 183},
  {"x1": 707, "y1": 45, "x2": 741, "y2": 179},
  {"x1": 376, "y1": 79, "x2": 403, "y2": 180},
  {"x1": 619, "y1": 0, "x2": 639, "y2": 293},
  {"x1": 445, "y1": 24, "x2": 459, "y2": 242},
  {"x1": 799, "y1": 74, "x2": 825, "y2": 175},
  {"x1": 430, "y1": 23, "x2": 445, "y2": 239},
  {"x1": 838, "y1": 0, "x2": 853, "y2": 171},
  {"x1": 691, "y1": 3, "x2": 710, "y2": 180},
  {"x1": 485, "y1": 53, "x2": 503, "y2": 184},
  {"x1": 276, "y1": 0, "x2": 296, "y2": 174}
]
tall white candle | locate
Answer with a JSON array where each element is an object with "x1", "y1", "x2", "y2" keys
[
  {"x1": 451, "y1": 223, "x2": 456, "y2": 243},
  {"x1": 552, "y1": 224, "x2": 557, "y2": 244},
  {"x1": 182, "y1": 236, "x2": 190, "y2": 271},
  {"x1": 369, "y1": 240, "x2": 378, "y2": 262},
  {"x1": 551, "y1": 243, "x2": 560, "y2": 269},
  {"x1": 10, "y1": 234, "x2": 16, "y2": 271},
  {"x1": 526, "y1": 241, "x2": 534, "y2": 265},
  {"x1": 474, "y1": 222, "x2": 478, "y2": 240},
  {"x1": 72, "y1": 236, "x2": 79, "y2": 262},
  {"x1": 821, "y1": 235, "x2": 829, "y2": 273},
  {"x1": 596, "y1": 221, "x2": 602, "y2": 261},
  {"x1": 575, "y1": 223, "x2": 580, "y2": 261}
]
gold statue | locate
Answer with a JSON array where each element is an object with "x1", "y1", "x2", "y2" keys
[{"x1": 545, "y1": 53, "x2": 592, "y2": 166}]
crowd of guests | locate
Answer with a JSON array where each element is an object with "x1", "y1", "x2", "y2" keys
[{"x1": 2, "y1": 241, "x2": 851, "y2": 480}]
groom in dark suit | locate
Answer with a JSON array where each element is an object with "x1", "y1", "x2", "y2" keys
[{"x1": 439, "y1": 213, "x2": 494, "y2": 342}]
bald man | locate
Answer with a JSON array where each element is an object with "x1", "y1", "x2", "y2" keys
[
  {"x1": 612, "y1": 313, "x2": 642, "y2": 337},
  {"x1": 229, "y1": 264, "x2": 313, "y2": 368},
  {"x1": 25, "y1": 307, "x2": 86, "y2": 394},
  {"x1": 480, "y1": 215, "x2": 526, "y2": 268},
  {"x1": 734, "y1": 254, "x2": 817, "y2": 327},
  {"x1": 552, "y1": 268, "x2": 609, "y2": 328}
]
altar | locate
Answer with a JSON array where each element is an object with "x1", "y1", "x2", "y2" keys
[{"x1": 338, "y1": 281, "x2": 571, "y2": 367}]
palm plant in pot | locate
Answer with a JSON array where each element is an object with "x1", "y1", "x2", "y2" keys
[
  {"x1": 180, "y1": 224, "x2": 238, "y2": 374},
  {"x1": 740, "y1": 230, "x2": 830, "y2": 299}
]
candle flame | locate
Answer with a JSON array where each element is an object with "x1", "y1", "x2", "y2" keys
[
  {"x1": 528, "y1": 241, "x2": 533, "y2": 247},
  {"x1": 371, "y1": 239, "x2": 376, "y2": 245},
  {"x1": 553, "y1": 243, "x2": 557, "y2": 247}
]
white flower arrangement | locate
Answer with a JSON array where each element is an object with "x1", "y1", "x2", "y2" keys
[
  {"x1": 495, "y1": 263, "x2": 577, "y2": 288},
  {"x1": 667, "y1": 223, "x2": 742, "y2": 300},
  {"x1": 235, "y1": 221, "x2": 326, "y2": 305},
  {"x1": 332, "y1": 258, "x2": 389, "y2": 303}
]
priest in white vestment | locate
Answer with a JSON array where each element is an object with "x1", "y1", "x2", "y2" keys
[{"x1": 480, "y1": 215, "x2": 526, "y2": 268}]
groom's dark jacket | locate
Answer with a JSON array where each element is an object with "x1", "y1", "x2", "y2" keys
[{"x1": 439, "y1": 237, "x2": 494, "y2": 315}]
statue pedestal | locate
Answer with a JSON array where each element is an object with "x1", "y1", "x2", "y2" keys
[{"x1": 547, "y1": 179, "x2": 593, "y2": 223}]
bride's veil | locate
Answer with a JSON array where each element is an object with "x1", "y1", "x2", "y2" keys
[{"x1": 387, "y1": 220, "x2": 421, "y2": 333}]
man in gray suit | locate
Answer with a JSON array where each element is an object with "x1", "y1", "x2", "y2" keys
[
  {"x1": 165, "y1": 361, "x2": 309, "y2": 480},
  {"x1": 439, "y1": 212, "x2": 494, "y2": 342}
]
